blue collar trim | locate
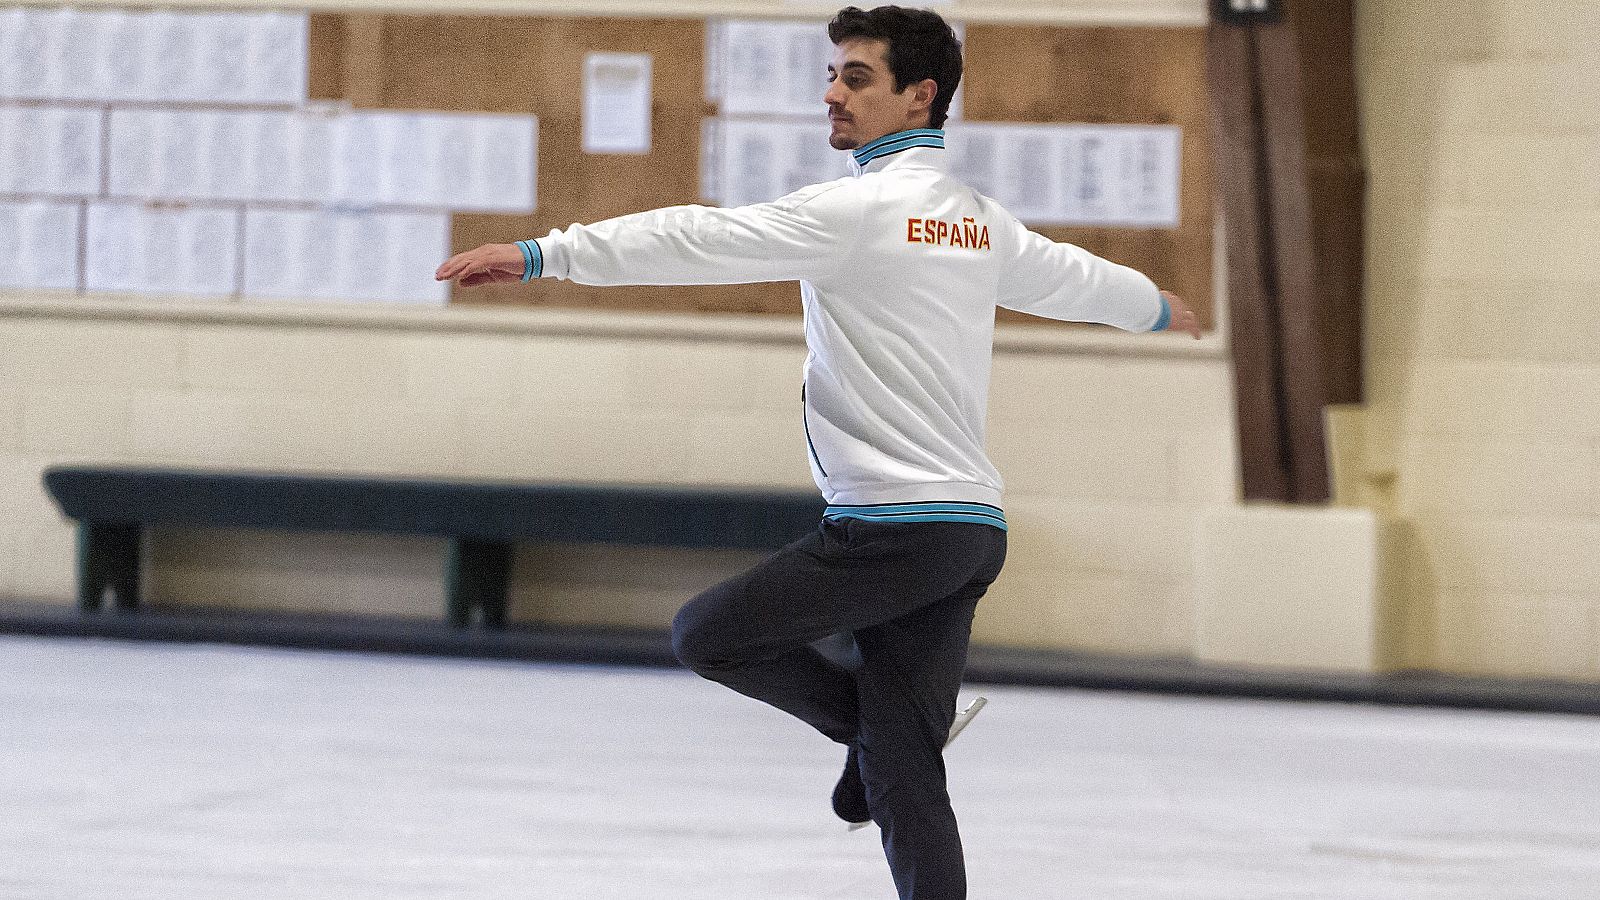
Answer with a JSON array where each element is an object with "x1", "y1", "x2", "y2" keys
[{"x1": 851, "y1": 128, "x2": 945, "y2": 167}]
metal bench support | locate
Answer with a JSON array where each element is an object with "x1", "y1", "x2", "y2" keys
[
  {"x1": 77, "y1": 522, "x2": 142, "y2": 612},
  {"x1": 445, "y1": 539, "x2": 514, "y2": 628}
]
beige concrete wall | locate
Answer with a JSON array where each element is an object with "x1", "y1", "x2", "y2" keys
[
  {"x1": 1356, "y1": 0, "x2": 1600, "y2": 679},
  {"x1": 34, "y1": 0, "x2": 1207, "y2": 27},
  {"x1": 0, "y1": 296, "x2": 1234, "y2": 656}
]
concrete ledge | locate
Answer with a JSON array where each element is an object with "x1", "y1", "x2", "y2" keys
[
  {"x1": 5, "y1": 599, "x2": 1597, "y2": 716},
  {"x1": 0, "y1": 292, "x2": 1227, "y2": 359},
  {"x1": 1195, "y1": 504, "x2": 1403, "y2": 672}
]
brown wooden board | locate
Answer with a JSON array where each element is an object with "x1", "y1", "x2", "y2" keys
[
  {"x1": 962, "y1": 25, "x2": 1214, "y2": 328},
  {"x1": 307, "y1": 15, "x2": 1212, "y2": 326}
]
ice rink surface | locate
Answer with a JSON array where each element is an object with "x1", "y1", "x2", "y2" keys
[{"x1": 3, "y1": 634, "x2": 1598, "y2": 899}]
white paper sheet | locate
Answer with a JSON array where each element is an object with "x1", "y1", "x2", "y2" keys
[
  {"x1": 147, "y1": 10, "x2": 204, "y2": 103},
  {"x1": 101, "y1": 9, "x2": 150, "y2": 102},
  {"x1": 68, "y1": 8, "x2": 124, "y2": 102},
  {"x1": 85, "y1": 202, "x2": 241, "y2": 297},
  {"x1": 945, "y1": 122, "x2": 1001, "y2": 199},
  {"x1": 328, "y1": 111, "x2": 385, "y2": 207},
  {"x1": 710, "y1": 19, "x2": 964, "y2": 121},
  {"x1": 0, "y1": 199, "x2": 81, "y2": 291},
  {"x1": 947, "y1": 122, "x2": 1181, "y2": 228},
  {"x1": 2, "y1": 6, "x2": 307, "y2": 104},
  {"x1": 1054, "y1": 124, "x2": 1182, "y2": 228},
  {"x1": 0, "y1": 7, "x2": 25, "y2": 100},
  {"x1": 5, "y1": 6, "x2": 72, "y2": 100},
  {"x1": 198, "y1": 11, "x2": 254, "y2": 101},
  {"x1": 1116, "y1": 125, "x2": 1183, "y2": 226},
  {"x1": 703, "y1": 117, "x2": 851, "y2": 208},
  {"x1": 246, "y1": 12, "x2": 309, "y2": 104},
  {"x1": 0, "y1": 105, "x2": 103, "y2": 197},
  {"x1": 331, "y1": 111, "x2": 537, "y2": 212},
  {"x1": 106, "y1": 108, "x2": 532, "y2": 212},
  {"x1": 242, "y1": 208, "x2": 449, "y2": 304},
  {"x1": 283, "y1": 110, "x2": 336, "y2": 203},
  {"x1": 583, "y1": 52, "x2": 652, "y2": 155},
  {"x1": 698, "y1": 118, "x2": 722, "y2": 203},
  {"x1": 714, "y1": 20, "x2": 832, "y2": 118},
  {"x1": 702, "y1": 21, "x2": 725, "y2": 104},
  {"x1": 465, "y1": 114, "x2": 538, "y2": 212}
]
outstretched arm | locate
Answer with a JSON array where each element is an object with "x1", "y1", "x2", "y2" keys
[
  {"x1": 996, "y1": 222, "x2": 1200, "y2": 339},
  {"x1": 437, "y1": 181, "x2": 863, "y2": 291}
]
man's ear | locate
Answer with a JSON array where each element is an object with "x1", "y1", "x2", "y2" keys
[{"x1": 913, "y1": 78, "x2": 938, "y2": 113}]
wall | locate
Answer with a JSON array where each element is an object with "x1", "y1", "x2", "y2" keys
[
  {"x1": 1357, "y1": 0, "x2": 1600, "y2": 678},
  {"x1": 35, "y1": 0, "x2": 1207, "y2": 27},
  {"x1": 12, "y1": 0, "x2": 1598, "y2": 680},
  {"x1": 0, "y1": 296, "x2": 1233, "y2": 657}
]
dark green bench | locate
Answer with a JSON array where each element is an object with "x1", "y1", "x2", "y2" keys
[{"x1": 43, "y1": 465, "x2": 826, "y2": 628}]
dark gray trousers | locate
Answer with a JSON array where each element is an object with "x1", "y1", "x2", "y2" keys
[{"x1": 671, "y1": 517, "x2": 1007, "y2": 900}]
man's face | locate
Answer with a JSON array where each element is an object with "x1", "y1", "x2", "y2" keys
[{"x1": 824, "y1": 38, "x2": 934, "y2": 150}]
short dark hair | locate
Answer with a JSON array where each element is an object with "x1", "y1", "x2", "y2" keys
[{"x1": 828, "y1": 6, "x2": 963, "y2": 130}]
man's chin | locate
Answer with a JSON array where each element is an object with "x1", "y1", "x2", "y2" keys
[{"x1": 828, "y1": 127, "x2": 858, "y2": 151}]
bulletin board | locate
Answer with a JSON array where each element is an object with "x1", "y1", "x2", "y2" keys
[{"x1": 307, "y1": 14, "x2": 1213, "y2": 326}]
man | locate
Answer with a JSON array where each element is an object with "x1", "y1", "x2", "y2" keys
[{"x1": 437, "y1": 6, "x2": 1199, "y2": 897}]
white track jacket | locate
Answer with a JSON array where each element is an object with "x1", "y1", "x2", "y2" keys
[{"x1": 526, "y1": 128, "x2": 1166, "y2": 527}]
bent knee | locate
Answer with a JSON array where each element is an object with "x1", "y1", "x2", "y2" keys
[{"x1": 670, "y1": 603, "x2": 738, "y2": 674}]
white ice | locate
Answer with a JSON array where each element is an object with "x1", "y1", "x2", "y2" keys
[{"x1": 2, "y1": 636, "x2": 1598, "y2": 899}]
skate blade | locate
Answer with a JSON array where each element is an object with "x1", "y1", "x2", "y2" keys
[
  {"x1": 946, "y1": 696, "x2": 987, "y2": 747},
  {"x1": 847, "y1": 820, "x2": 871, "y2": 832}
]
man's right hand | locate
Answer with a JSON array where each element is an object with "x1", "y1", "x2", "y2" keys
[{"x1": 435, "y1": 243, "x2": 527, "y2": 287}]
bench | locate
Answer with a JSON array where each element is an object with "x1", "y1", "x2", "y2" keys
[{"x1": 42, "y1": 465, "x2": 826, "y2": 628}]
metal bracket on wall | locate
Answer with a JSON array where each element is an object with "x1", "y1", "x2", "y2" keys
[{"x1": 1212, "y1": 0, "x2": 1284, "y2": 26}]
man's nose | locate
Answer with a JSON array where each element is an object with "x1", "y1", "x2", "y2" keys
[{"x1": 824, "y1": 81, "x2": 846, "y2": 107}]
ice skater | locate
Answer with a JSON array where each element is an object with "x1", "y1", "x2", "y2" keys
[{"x1": 437, "y1": 6, "x2": 1198, "y2": 897}]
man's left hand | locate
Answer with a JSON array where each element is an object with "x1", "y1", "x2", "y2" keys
[{"x1": 1161, "y1": 290, "x2": 1201, "y2": 339}]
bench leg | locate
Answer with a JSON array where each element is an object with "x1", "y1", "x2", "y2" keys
[
  {"x1": 78, "y1": 523, "x2": 142, "y2": 613},
  {"x1": 446, "y1": 539, "x2": 513, "y2": 628}
]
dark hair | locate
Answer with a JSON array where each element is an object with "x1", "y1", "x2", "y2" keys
[{"x1": 828, "y1": 6, "x2": 963, "y2": 130}]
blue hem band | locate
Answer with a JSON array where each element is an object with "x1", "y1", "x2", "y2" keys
[
  {"x1": 516, "y1": 241, "x2": 534, "y2": 282},
  {"x1": 824, "y1": 501, "x2": 1007, "y2": 532},
  {"x1": 1152, "y1": 295, "x2": 1171, "y2": 332}
]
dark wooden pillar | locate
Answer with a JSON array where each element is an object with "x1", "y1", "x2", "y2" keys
[{"x1": 1206, "y1": 0, "x2": 1363, "y2": 503}]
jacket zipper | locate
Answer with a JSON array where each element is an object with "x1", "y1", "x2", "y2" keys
[{"x1": 800, "y1": 382, "x2": 829, "y2": 478}]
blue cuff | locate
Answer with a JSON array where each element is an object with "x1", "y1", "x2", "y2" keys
[
  {"x1": 516, "y1": 240, "x2": 542, "y2": 282},
  {"x1": 1152, "y1": 295, "x2": 1171, "y2": 332},
  {"x1": 515, "y1": 241, "x2": 533, "y2": 282}
]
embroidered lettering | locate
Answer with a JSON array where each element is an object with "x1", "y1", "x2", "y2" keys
[{"x1": 903, "y1": 215, "x2": 991, "y2": 250}]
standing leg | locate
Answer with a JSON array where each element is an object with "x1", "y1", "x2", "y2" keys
[{"x1": 855, "y1": 530, "x2": 1006, "y2": 900}]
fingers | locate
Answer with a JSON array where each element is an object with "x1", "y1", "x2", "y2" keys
[
  {"x1": 1159, "y1": 289, "x2": 1202, "y2": 339},
  {"x1": 457, "y1": 268, "x2": 521, "y2": 288},
  {"x1": 435, "y1": 248, "x2": 498, "y2": 282},
  {"x1": 434, "y1": 253, "x2": 473, "y2": 281}
]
